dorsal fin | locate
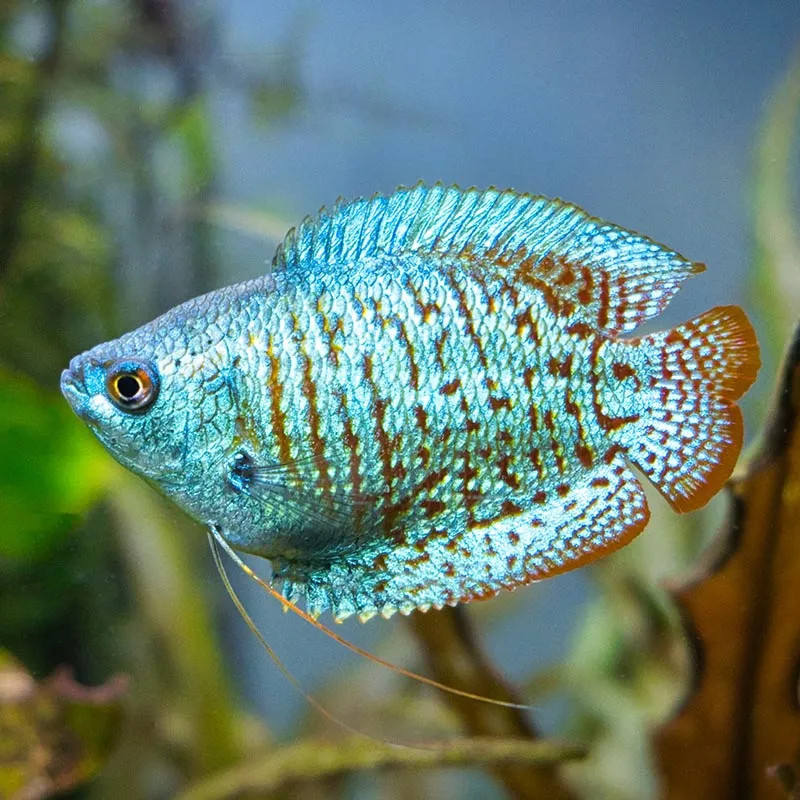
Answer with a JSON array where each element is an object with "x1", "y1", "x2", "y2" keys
[{"x1": 273, "y1": 182, "x2": 704, "y2": 334}]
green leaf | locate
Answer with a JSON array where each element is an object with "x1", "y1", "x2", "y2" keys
[
  {"x1": 0, "y1": 370, "x2": 110, "y2": 561},
  {"x1": 753, "y1": 49, "x2": 800, "y2": 353}
]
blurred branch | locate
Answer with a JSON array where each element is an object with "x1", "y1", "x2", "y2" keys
[
  {"x1": 0, "y1": 0, "x2": 69, "y2": 282},
  {"x1": 200, "y1": 203, "x2": 292, "y2": 245},
  {"x1": 176, "y1": 735, "x2": 585, "y2": 800},
  {"x1": 409, "y1": 607, "x2": 575, "y2": 799}
]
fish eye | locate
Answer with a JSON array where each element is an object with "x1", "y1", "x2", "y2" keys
[{"x1": 105, "y1": 359, "x2": 159, "y2": 412}]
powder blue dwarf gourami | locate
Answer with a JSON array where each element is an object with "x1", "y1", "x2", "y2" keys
[{"x1": 61, "y1": 183, "x2": 759, "y2": 696}]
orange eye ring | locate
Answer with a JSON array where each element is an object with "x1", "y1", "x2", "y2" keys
[{"x1": 105, "y1": 360, "x2": 159, "y2": 412}]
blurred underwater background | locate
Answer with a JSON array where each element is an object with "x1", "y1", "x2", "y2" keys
[{"x1": 1, "y1": 1, "x2": 799, "y2": 798}]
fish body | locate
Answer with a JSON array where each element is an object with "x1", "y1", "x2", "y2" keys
[{"x1": 61, "y1": 184, "x2": 759, "y2": 620}]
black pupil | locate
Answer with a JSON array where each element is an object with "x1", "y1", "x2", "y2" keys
[{"x1": 116, "y1": 374, "x2": 142, "y2": 401}]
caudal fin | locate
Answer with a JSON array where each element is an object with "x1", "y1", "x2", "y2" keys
[{"x1": 627, "y1": 306, "x2": 760, "y2": 512}]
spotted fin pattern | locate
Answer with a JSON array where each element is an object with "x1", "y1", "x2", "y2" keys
[
  {"x1": 272, "y1": 451, "x2": 650, "y2": 621},
  {"x1": 626, "y1": 305, "x2": 759, "y2": 512}
]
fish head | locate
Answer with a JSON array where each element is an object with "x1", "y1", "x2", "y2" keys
[{"x1": 60, "y1": 290, "x2": 246, "y2": 507}]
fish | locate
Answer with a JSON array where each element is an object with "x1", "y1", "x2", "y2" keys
[{"x1": 61, "y1": 183, "x2": 760, "y2": 622}]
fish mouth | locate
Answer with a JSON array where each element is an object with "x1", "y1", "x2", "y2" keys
[{"x1": 60, "y1": 367, "x2": 92, "y2": 422}]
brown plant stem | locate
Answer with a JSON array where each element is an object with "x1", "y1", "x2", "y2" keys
[{"x1": 409, "y1": 607, "x2": 575, "y2": 799}]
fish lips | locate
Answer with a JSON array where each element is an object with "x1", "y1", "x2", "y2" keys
[{"x1": 60, "y1": 366, "x2": 95, "y2": 424}]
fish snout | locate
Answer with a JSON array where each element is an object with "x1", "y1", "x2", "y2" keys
[
  {"x1": 60, "y1": 366, "x2": 78, "y2": 393},
  {"x1": 60, "y1": 364, "x2": 90, "y2": 418},
  {"x1": 67, "y1": 352, "x2": 90, "y2": 377}
]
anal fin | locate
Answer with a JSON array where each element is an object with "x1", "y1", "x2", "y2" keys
[
  {"x1": 274, "y1": 453, "x2": 650, "y2": 621},
  {"x1": 516, "y1": 454, "x2": 651, "y2": 580}
]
